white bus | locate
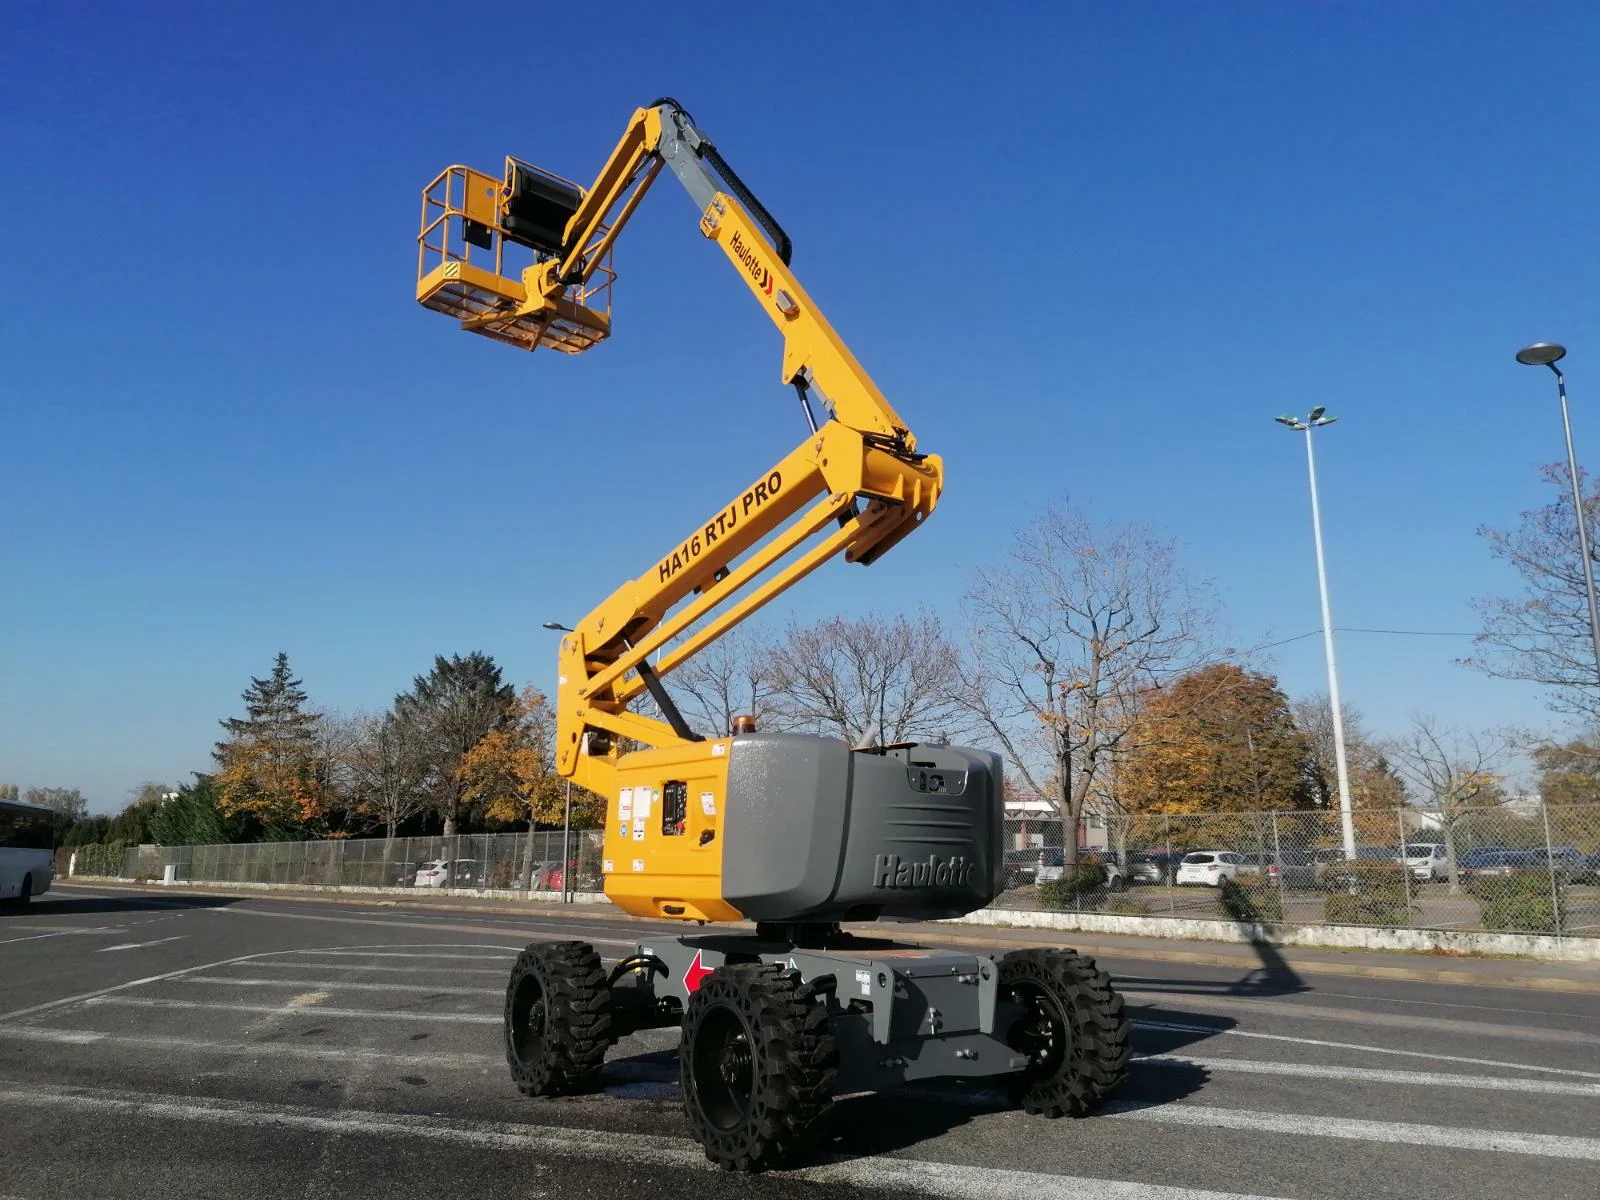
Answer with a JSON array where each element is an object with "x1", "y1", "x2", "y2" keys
[{"x1": 0, "y1": 799, "x2": 56, "y2": 907}]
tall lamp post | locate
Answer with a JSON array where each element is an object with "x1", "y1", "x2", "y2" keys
[
  {"x1": 543, "y1": 621, "x2": 577, "y2": 903},
  {"x1": 1515, "y1": 343, "x2": 1600, "y2": 688},
  {"x1": 1275, "y1": 408, "x2": 1357, "y2": 859}
]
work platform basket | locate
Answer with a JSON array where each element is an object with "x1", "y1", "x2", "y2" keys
[{"x1": 416, "y1": 160, "x2": 613, "y2": 354}]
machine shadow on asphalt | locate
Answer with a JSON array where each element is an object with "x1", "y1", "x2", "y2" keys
[
  {"x1": 1109, "y1": 934, "x2": 1309, "y2": 1000},
  {"x1": 21, "y1": 894, "x2": 239, "y2": 917}
]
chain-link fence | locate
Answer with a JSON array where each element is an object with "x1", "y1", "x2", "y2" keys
[
  {"x1": 67, "y1": 802, "x2": 1600, "y2": 937},
  {"x1": 997, "y1": 802, "x2": 1600, "y2": 937},
  {"x1": 77, "y1": 830, "x2": 606, "y2": 894}
]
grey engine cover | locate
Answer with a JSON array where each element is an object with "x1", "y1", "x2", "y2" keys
[{"x1": 719, "y1": 732, "x2": 1004, "y2": 923}]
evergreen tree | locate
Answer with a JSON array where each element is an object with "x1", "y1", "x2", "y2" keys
[
  {"x1": 394, "y1": 652, "x2": 515, "y2": 839},
  {"x1": 148, "y1": 775, "x2": 234, "y2": 846},
  {"x1": 214, "y1": 652, "x2": 325, "y2": 835}
]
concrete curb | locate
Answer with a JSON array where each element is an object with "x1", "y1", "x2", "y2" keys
[
  {"x1": 954, "y1": 907, "x2": 1600, "y2": 964},
  {"x1": 56, "y1": 879, "x2": 1600, "y2": 994}
]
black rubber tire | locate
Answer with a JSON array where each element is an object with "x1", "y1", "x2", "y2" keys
[
  {"x1": 504, "y1": 940, "x2": 612, "y2": 1096},
  {"x1": 680, "y1": 962, "x2": 837, "y2": 1172},
  {"x1": 1000, "y1": 947, "x2": 1130, "y2": 1118}
]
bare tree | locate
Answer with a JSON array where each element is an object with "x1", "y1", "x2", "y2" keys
[
  {"x1": 961, "y1": 501, "x2": 1221, "y2": 865},
  {"x1": 24, "y1": 786, "x2": 88, "y2": 821},
  {"x1": 310, "y1": 712, "x2": 364, "y2": 827},
  {"x1": 668, "y1": 626, "x2": 777, "y2": 737},
  {"x1": 1468, "y1": 463, "x2": 1600, "y2": 722},
  {"x1": 1291, "y1": 694, "x2": 1406, "y2": 810},
  {"x1": 763, "y1": 610, "x2": 970, "y2": 745},
  {"x1": 344, "y1": 711, "x2": 431, "y2": 845},
  {"x1": 1386, "y1": 715, "x2": 1508, "y2": 895}
]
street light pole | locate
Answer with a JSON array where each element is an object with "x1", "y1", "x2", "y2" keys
[
  {"x1": 1276, "y1": 409, "x2": 1357, "y2": 859},
  {"x1": 1516, "y1": 343, "x2": 1600, "y2": 689}
]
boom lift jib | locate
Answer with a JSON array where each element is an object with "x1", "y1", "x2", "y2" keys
[{"x1": 415, "y1": 98, "x2": 1129, "y2": 1172}]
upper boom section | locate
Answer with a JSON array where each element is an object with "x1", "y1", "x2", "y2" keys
[
  {"x1": 416, "y1": 101, "x2": 942, "y2": 796},
  {"x1": 417, "y1": 99, "x2": 913, "y2": 447}
]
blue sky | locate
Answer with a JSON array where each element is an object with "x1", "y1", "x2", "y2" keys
[{"x1": 5, "y1": 2, "x2": 1599, "y2": 811}]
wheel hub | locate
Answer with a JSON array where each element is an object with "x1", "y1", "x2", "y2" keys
[
  {"x1": 692, "y1": 1005, "x2": 756, "y2": 1131},
  {"x1": 1005, "y1": 981, "x2": 1070, "y2": 1077}
]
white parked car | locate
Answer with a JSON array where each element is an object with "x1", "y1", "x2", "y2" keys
[
  {"x1": 412, "y1": 859, "x2": 452, "y2": 888},
  {"x1": 1176, "y1": 850, "x2": 1243, "y2": 887},
  {"x1": 1036, "y1": 851, "x2": 1127, "y2": 891},
  {"x1": 1399, "y1": 843, "x2": 1449, "y2": 881}
]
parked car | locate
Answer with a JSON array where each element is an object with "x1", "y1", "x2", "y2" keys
[
  {"x1": 412, "y1": 859, "x2": 452, "y2": 888},
  {"x1": 393, "y1": 861, "x2": 423, "y2": 888},
  {"x1": 1235, "y1": 850, "x2": 1316, "y2": 889},
  {"x1": 1034, "y1": 848, "x2": 1126, "y2": 891},
  {"x1": 1321, "y1": 845, "x2": 1403, "y2": 891},
  {"x1": 1399, "y1": 842, "x2": 1450, "y2": 882},
  {"x1": 1176, "y1": 850, "x2": 1243, "y2": 887},
  {"x1": 1543, "y1": 846, "x2": 1588, "y2": 881},
  {"x1": 1003, "y1": 847, "x2": 1056, "y2": 889},
  {"x1": 1578, "y1": 850, "x2": 1600, "y2": 885},
  {"x1": 1128, "y1": 849, "x2": 1188, "y2": 887},
  {"x1": 1458, "y1": 847, "x2": 1542, "y2": 881},
  {"x1": 450, "y1": 859, "x2": 483, "y2": 888}
]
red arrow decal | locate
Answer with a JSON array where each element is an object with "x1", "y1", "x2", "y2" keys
[{"x1": 683, "y1": 949, "x2": 714, "y2": 994}]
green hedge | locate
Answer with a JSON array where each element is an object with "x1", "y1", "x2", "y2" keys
[
  {"x1": 1036, "y1": 863, "x2": 1111, "y2": 910},
  {"x1": 72, "y1": 841, "x2": 129, "y2": 877},
  {"x1": 1472, "y1": 874, "x2": 1566, "y2": 934},
  {"x1": 1324, "y1": 861, "x2": 1413, "y2": 926}
]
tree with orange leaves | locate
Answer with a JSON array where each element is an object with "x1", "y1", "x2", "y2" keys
[
  {"x1": 459, "y1": 686, "x2": 603, "y2": 889},
  {"x1": 1119, "y1": 664, "x2": 1314, "y2": 814}
]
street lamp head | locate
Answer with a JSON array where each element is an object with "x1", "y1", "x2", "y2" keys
[
  {"x1": 1308, "y1": 405, "x2": 1327, "y2": 422},
  {"x1": 541, "y1": 621, "x2": 573, "y2": 633},
  {"x1": 1311, "y1": 414, "x2": 1339, "y2": 427},
  {"x1": 1275, "y1": 415, "x2": 1306, "y2": 429},
  {"x1": 1516, "y1": 342, "x2": 1567, "y2": 367}
]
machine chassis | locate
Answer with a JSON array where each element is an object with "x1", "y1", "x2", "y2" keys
[{"x1": 504, "y1": 931, "x2": 1130, "y2": 1171}]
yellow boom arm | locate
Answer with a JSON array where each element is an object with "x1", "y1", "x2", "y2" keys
[{"x1": 416, "y1": 99, "x2": 942, "y2": 798}]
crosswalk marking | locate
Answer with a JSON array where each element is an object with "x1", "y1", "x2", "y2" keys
[
  {"x1": 1134, "y1": 1053, "x2": 1600, "y2": 1097},
  {"x1": 1104, "y1": 1099, "x2": 1600, "y2": 1161},
  {"x1": 86, "y1": 996, "x2": 503, "y2": 1024},
  {"x1": 181, "y1": 975, "x2": 501, "y2": 995},
  {"x1": 0, "y1": 1025, "x2": 497, "y2": 1066},
  {"x1": 1133, "y1": 1019, "x2": 1600, "y2": 1080}
]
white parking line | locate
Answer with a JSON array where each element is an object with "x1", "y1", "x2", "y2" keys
[
  {"x1": 1135, "y1": 1053, "x2": 1600, "y2": 1096},
  {"x1": 1133, "y1": 1019, "x2": 1600, "y2": 1079},
  {"x1": 0, "y1": 927, "x2": 123, "y2": 946},
  {"x1": 0, "y1": 1026, "x2": 497, "y2": 1066},
  {"x1": 244, "y1": 960, "x2": 508, "y2": 975},
  {"x1": 1104, "y1": 1100, "x2": 1600, "y2": 1160},
  {"x1": 281, "y1": 950, "x2": 516, "y2": 961},
  {"x1": 86, "y1": 997, "x2": 502, "y2": 1024},
  {"x1": 0, "y1": 1080, "x2": 1293, "y2": 1199},
  {"x1": 99, "y1": 936, "x2": 185, "y2": 953},
  {"x1": 181, "y1": 975, "x2": 501, "y2": 995}
]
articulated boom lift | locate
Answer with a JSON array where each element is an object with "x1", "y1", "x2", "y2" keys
[{"x1": 417, "y1": 98, "x2": 1129, "y2": 1172}]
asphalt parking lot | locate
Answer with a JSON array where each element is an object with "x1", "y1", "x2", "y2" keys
[{"x1": 1, "y1": 885, "x2": 1597, "y2": 1200}]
